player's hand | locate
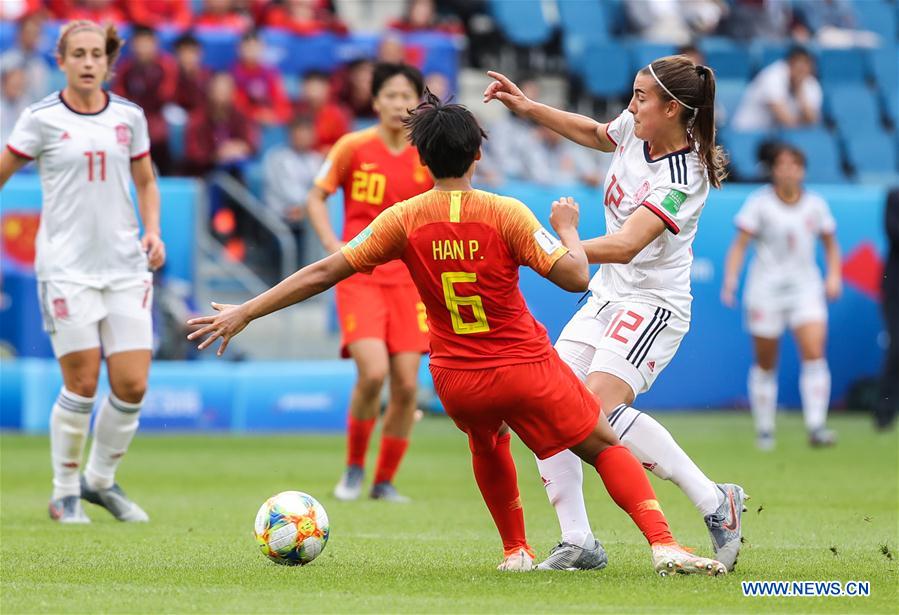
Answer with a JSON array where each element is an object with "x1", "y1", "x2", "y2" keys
[
  {"x1": 720, "y1": 284, "x2": 737, "y2": 308},
  {"x1": 142, "y1": 232, "x2": 166, "y2": 271},
  {"x1": 483, "y1": 71, "x2": 533, "y2": 116},
  {"x1": 186, "y1": 302, "x2": 250, "y2": 357},
  {"x1": 550, "y1": 196, "x2": 580, "y2": 233},
  {"x1": 825, "y1": 273, "x2": 842, "y2": 301}
]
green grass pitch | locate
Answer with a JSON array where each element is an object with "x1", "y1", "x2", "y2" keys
[{"x1": 1, "y1": 412, "x2": 897, "y2": 613}]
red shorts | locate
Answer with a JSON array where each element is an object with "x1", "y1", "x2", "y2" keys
[
  {"x1": 430, "y1": 350, "x2": 601, "y2": 459},
  {"x1": 335, "y1": 276, "x2": 429, "y2": 358}
]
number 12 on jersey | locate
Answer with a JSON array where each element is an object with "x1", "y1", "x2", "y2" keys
[
  {"x1": 84, "y1": 150, "x2": 106, "y2": 182},
  {"x1": 441, "y1": 271, "x2": 490, "y2": 335}
]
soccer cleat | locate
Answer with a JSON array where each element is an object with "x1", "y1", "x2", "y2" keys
[
  {"x1": 536, "y1": 539, "x2": 608, "y2": 571},
  {"x1": 498, "y1": 548, "x2": 535, "y2": 572},
  {"x1": 369, "y1": 481, "x2": 410, "y2": 503},
  {"x1": 651, "y1": 544, "x2": 727, "y2": 577},
  {"x1": 809, "y1": 428, "x2": 837, "y2": 448},
  {"x1": 333, "y1": 465, "x2": 364, "y2": 501},
  {"x1": 704, "y1": 483, "x2": 747, "y2": 571},
  {"x1": 80, "y1": 476, "x2": 149, "y2": 522},
  {"x1": 756, "y1": 432, "x2": 775, "y2": 451},
  {"x1": 48, "y1": 495, "x2": 91, "y2": 524}
]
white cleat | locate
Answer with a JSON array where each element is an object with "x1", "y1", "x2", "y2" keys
[
  {"x1": 333, "y1": 465, "x2": 364, "y2": 501},
  {"x1": 49, "y1": 495, "x2": 91, "y2": 524},
  {"x1": 652, "y1": 544, "x2": 727, "y2": 577},
  {"x1": 497, "y1": 548, "x2": 535, "y2": 572}
]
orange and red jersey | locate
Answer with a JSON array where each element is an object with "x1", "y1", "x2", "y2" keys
[
  {"x1": 315, "y1": 127, "x2": 433, "y2": 285},
  {"x1": 341, "y1": 189, "x2": 569, "y2": 369}
]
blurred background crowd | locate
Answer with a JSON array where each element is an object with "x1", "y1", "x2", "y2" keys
[{"x1": 2, "y1": 0, "x2": 897, "y2": 274}]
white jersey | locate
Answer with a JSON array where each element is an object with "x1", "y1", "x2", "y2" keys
[
  {"x1": 736, "y1": 185, "x2": 836, "y2": 297},
  {"x1": 589, "y1": 110, "x2": 709, "y2": 321},
  {"x1": 6, "y1": 91, "x2": 151, "y2": 284}
]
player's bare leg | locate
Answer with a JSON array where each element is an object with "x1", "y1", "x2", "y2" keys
[
  {"x1": 568, "y1": 415, "x2": 725, "y2": 577},
  {"x1": 371, "y1": 352, "x2": 420, "y2": 502},
  {"x1": 335, "y1": 339, "x2": 389, "y2": 500},
  {"x1": 49, "y1": 348, "x2": 101, "y2": 523},
  {"x1": 794, "y1": 321, "x2": 835, "y2": 447},
  {"x1": 750, "y1": 336, "x2": 779, "y2": 450},
  {"x1": 80, "y1": 350, "x2": 150, "y2": 522}
]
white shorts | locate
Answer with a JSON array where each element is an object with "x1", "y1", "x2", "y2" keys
[
  {"x1": 556, "y1": 296, "x2": 689, "y2": 398},
  {"x1": 38, "y1": 273, "x2": 154, "y2": 358},
  {"x1": 744, "y1": 286, "x2": 827, "y2": 338}
]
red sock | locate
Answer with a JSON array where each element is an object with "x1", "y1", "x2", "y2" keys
[
  {"x1": 374, "y1": 435, "x2": 409, "y2": 484},
  {"x1": 471, "y1": 433, "x2": 533, "y2": 557},
  {"x1": 346, "y1": 416, "x2": 376, "y2": 468},
  {"x1": 594, "y1": 445, "x2": 675, "y2": 546}
]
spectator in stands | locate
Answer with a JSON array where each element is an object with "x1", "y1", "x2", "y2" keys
[
  {"x1": 793, "y1": 0, "x2": 878, "y2": 47},
  {"x1": 184, "y1": 72, "x2": 258, "y2": 176},
  {"x1": 50, "y1": 0, "x2": 126, "y2": 23},
  {"x1": 172, "y1": 33, "x2": 211, "y2": 114},
  {"x1": 296, "y1": 71, "x2": 351, "y2": 152},
  {"x1": 331, "y1": 58, "x2": 375, "y2": 119},
  {"x1": 231, "y1": 30, "x2": 292, "y2": 126},
  {"x1": 731, "y1": 46, "x2": 822, "y2": 131},
  {"x1": 0, "y1": 11, "x2": 49, "y2": 103},
  {"x1": 378, "y1": 32, "x2": 424, "y2": 67},
  {"x1": 677, "y1": 43, "x2": 705, "y2": 67},
  {"x1": 126, "y1": 0, "x2": 192, "y2": 31},
  {"x1": 1, "y1": 63, "x2": 30, "y2": 147},
  {"x1": 194, "y1": 0, "x2": 250, "y2": 30},
  {"x1": 263, "y1": 0, "x2": 347, "y2": 35},
  {"x1": 625, "y1": 0, "x2": 725, "y2": 44},
  {"x1": 488, "y1": 77, "x2": 541, "y2": 179},
  {"x1": 522, "y1": 125, "x2": 609, "y2": 188},
  {"x1": 389, "y1": 0, "x2": 463, "y2": 34},
  {"x1": 331, "y1": 0, "x2": 404, "y2": 33},
  {"x1": 723, "y1": 0, "x2": 794, "y2": 41},
  {"x1": 262, "y1": 114, "x2": 324, "y2": 268},
  {"x1": 0, "y1": 0, "x2": 42, "y2": 21},
  {"x1": 424, "y1": 72, "x2": 450, "y2": 100},
  {"x1": 115, "y1": 25, "x2": 178, "y2": 175}
]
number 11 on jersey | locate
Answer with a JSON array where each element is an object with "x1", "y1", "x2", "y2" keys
[{"x1": 84, "y1": 150, "x2": 106, "y2": 182}]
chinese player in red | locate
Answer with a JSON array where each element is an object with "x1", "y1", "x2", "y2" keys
[
  {"x1": 188, "y1": 93, "x2": 726, "y2": 577},
  {"x1": 306, "y1": 63, "x2": 433, "y2": 502}
]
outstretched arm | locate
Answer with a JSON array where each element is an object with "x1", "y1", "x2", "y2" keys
[
  {"x1": 721, "y1": 230, "x2": 753, "y2": 307},
  {"x1": 483, "y1": 71, "x2": 616, "y2": 153},
  {"x1": 188, "y1": 251, "x2": 355, "y2": 356},
  {"x1": 581, "y1": 207, "x2": 666, "y2": 265}
]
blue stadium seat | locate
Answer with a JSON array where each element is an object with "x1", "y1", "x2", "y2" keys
[
  {"x1": 489, "y1": 0, "x2": 554, "y2": 47},
  {"x1": 719, "y1": 129, "x2": 769, "y2": 180},
  {"x1": 557, "y1": 0, "x2": 611, "y2": 73},
  {"x1": 260, "y1": 125, "x2": 288, "y2": 154},
  {"x1": 854, "y1": 0, "x2": 898, "y2": 43},
  {"x1": 628, "y1": 42, "x2": 677, "y2": 73},
  {"x1": 779, "y1": 128, "x2": 845, "y2": 182},
  {"x1": 715, "y1": 78, "x2": 748, "y2": 124},
  {"x1": 868, "y1": 45, "x2": 899, "y2": 108},
  {"x1": 581, "y1": 43, "x2": 631, "y2": 98},
  {"x1": 0, "y1": 21, "x2": 17, "y2": 53},
  {"x1": 194, "y1": 28, "x2": 240, "y2": 71},
  {"x1": 753, "y1": 41, "x2": 789, "y2": 72},
  {"x1": 818, "y1": 48, "x2": 868, "y2": 85},
  {"x1": 701, "y1": 40, "x2": 752, "y2": 80},
  {"x1": 825, "y1": 84, "x2": 881, "y2": 135},
  {"x1": 845, "y1": 131, "x2": 898, "y2": 176}
]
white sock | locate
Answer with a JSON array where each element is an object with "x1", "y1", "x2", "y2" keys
[
  {"x1": 535, "y1": 450, "x2": 594, "y2": 548},
  {"x1": 748, "y1": 365, "x2": 778, "y2": 435},
  {"x1": 800, "y1": 359, "x2": 831, "y2": 432},
  {"x1": 608, "y1": 404, "x2": 722, "y2": 516},
  {"x1": 50, "y1": 387, "x2": 95, "y2": 499},
  {"x1": 85, "y1": 393, "x2": 142, "y2": 490}
]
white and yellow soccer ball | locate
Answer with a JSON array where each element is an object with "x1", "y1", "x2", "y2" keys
[{"x1": 254, "y1": 491, "x2": 330, "y2": 565}]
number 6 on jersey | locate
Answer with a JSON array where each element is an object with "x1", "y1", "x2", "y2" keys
[{"x1": 441, "y1": 271, "x2": 490, "y2": 335}]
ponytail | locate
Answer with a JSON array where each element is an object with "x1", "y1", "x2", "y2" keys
[{"x1": 693, "y1": 64, "x2": 727, "y2": 189}]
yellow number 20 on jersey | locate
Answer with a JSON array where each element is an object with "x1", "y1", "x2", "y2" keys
[
  {"x1": 441, "y1": 272, "x2": 490, "y2": 335},
  {"x1": 351, "y1": 170, "x2": 386, "y2": 205}
]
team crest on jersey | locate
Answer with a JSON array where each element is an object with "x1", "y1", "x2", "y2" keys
[
  {"x1": 52, "y1": 298, "x2": 69, "y2": 319},
  {"x1": 115, "y1": 124, "x2": 131, "y2": 146},
  {"x1": 634, "y1": 180, "x2": 651, "y2": 204}
]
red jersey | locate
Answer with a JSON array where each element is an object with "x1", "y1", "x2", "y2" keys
[
  {"x1": 315, "y1": 127, "x2": 433, "y2": 285},
  {"x1": 341, "y1": 189, "x2": 569, "y2": 369}
]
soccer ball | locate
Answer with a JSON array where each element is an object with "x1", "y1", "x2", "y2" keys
[{"x1": 253, "y1": 491, "x2": 330, "y2": 565}]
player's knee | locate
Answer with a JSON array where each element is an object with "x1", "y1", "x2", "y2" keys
[
  {"x1": 390, "y1": 378, "x2": 418, "y2": 406},
  {"x1": 112, "y1": 376, "x2": 147, "y2": 404},
  {"x1": 66, "y1": 376, "x2": 99, "y2": 399},
  {"x1": 356, "y1": 370, "x2": 387, "y2": 398}
]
